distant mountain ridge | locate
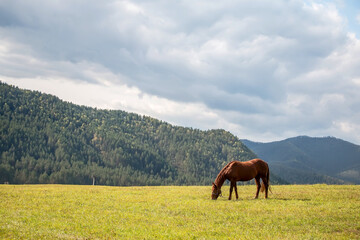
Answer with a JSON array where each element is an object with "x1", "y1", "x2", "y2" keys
[
  {"x1": 0, "y1": 82, "x2": 285, "y2": 185},
  {"x1": 242, "y1": 136, "x2": 360, "y2": 184}
]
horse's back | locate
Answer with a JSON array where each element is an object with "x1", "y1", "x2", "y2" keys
[
  {"x1": 229, "y1": 159, "x2": 268, "y2": 179},
  {"x1": 249, "y1": 158, "x2": 268, "y2": 167},
  {"x1": 249, "y1": 158, "x2": 269, "y2": 173},
  {"x1": 224, "y1": 159, "x2": 266, "y2": 181},
  {"x1": 235, "y1": 158, "x2": 267, "y2": 168}
]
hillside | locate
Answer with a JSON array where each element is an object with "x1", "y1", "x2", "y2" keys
[
  {"x1": 0, "y1": 82, "x2": 285, "y2": 185},
  {"x1": 242, "y1": 136, "x2": 360, "y2": 184}
]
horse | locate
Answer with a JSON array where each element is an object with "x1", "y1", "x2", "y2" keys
[{"x1": 211, "y1": 158, "x2": 271, "y2": 200}]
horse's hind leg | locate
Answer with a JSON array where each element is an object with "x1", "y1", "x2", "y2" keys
[
  {"x1": 261, "y1": 177, "x2": 269, "y2": 199},
  {"x1": 255, "y1": 177, "x2": 261, "y2": 199}
]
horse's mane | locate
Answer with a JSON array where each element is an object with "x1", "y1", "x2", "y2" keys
[{"x1": 214, "y1": 161, "x2": 234, "y2": 188}]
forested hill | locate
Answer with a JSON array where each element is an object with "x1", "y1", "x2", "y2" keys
[
  {"x1": 243, "y1": 136, "x2": 360, "y2": 184},
  {"x1": 1, "y1": 82, "x2": 279, "y2": 186}
]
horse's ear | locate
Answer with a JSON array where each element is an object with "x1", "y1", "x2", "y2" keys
[{"x1": 212, "y1": 182, "x2": 217, "y2": 189}]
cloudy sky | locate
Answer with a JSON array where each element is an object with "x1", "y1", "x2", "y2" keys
[{"x1": 1, "y1": 0, "x2": 360, "y2": 144}]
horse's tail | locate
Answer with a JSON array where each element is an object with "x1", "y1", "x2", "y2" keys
[{"x1": 260, "y1": 167, "x2": 272, "y2": 193}]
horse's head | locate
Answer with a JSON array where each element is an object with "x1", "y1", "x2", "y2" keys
[{"x1": 211, "y1": 182, "x2": 221, "y2": 200}]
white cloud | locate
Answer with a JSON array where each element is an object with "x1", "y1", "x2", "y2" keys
[
  {"x1": 1, "y1": 75, "x2": 229, "y2": 134},
  {"x1": 1, "y1": 0, "x2": 360, "y2": 144}
]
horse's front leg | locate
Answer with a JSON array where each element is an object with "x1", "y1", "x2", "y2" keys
[
  {"x1": 229, "y1": 182, "x2": 233, "y2": 200},
  {"x1": 234, "y1": 181, "x2": 239, "y2": 199}
]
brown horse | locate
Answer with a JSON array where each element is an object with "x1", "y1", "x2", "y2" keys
[{"x1": 211, "y1": 158, "x2": 270, "y2": 200}]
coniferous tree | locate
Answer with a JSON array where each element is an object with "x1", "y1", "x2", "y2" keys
[{"x1": 0, "y1": 82, "x2": 284, "y2": 185}]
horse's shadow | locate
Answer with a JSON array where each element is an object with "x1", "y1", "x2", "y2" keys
[
  {"x1": 222, "y1": 197, "x2": 311, "y2": 201},
  {"x1": 272, "y1": 197, "x2": 311, "y2": 201}
]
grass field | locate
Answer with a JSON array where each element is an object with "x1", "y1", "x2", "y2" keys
[{"x1": 1, "y1": 184, "x2": 359, "y2": 239}]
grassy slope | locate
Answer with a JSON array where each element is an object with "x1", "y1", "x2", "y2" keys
[{"x1": 1, "y1": 185, "x2": 359, "y2": 239}]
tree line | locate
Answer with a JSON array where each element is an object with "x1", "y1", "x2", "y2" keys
[{"x1": 0, "y1": 82, "x2": 284, "y2": 186}]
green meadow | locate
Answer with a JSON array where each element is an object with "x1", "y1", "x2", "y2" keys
[{"x1": 1, "y1": 184, "x2": 359, "y2": 239}]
